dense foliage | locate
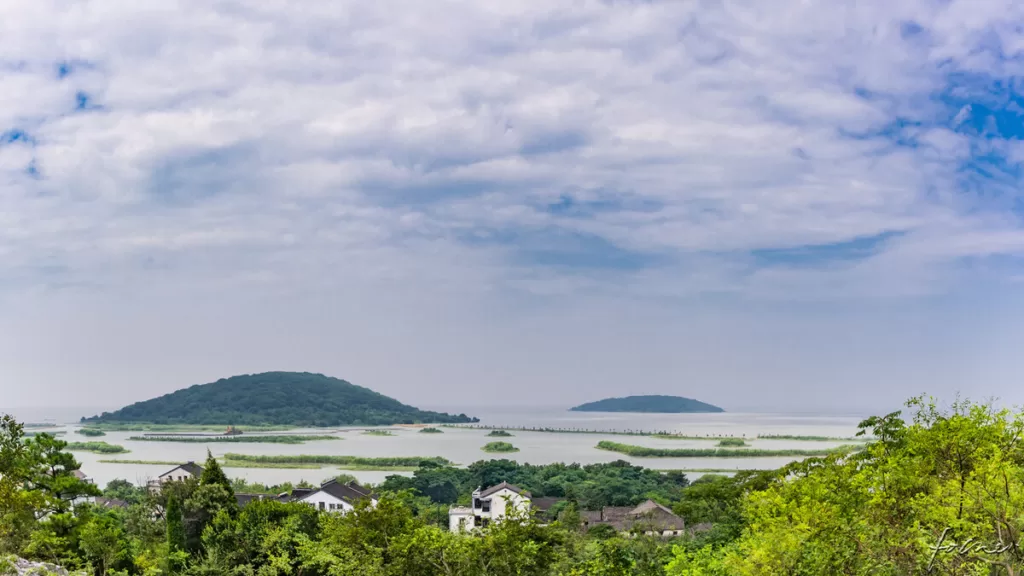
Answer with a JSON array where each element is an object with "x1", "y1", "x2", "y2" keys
[
  {"x1": 714, "y1": 438, "x2": 746, "y2": 447},
  {"x1": 570, "y1": 396, "x2": 724, "y2": 414},
  {"x1": 378, "y1": 459, "x2": 691, "y2": 510},
  {"x1": 127, "y1": 435, "x2": 339, "y2": 445},
  {"x1": 9, "y1": 396, "x2": 1024, "y2": 574},
  {"x1": 221, "y1": 454, "x2": 453, "y2": 469},
  {"x1": 65, "y1": 442, "x2": 129, "y2": 454},
  {"x1": 482, "y1": 442, "x2": 519, "y2": 453},
  {"x1": 596, "y1": 441, "x2": 857, "y2": 458},
  {"x1": 486, "y1": 430, "x2": 513, "y2": 437},
  {"x1": 81, "y1": 372, "x2": 479, "y2": 427},
  {"x1": 76, "y1": 429, "x2": 106, "y2": 437}
]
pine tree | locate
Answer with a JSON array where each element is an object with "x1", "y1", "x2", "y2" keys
[{"x1": 199, "y1": 450, "x2": 234, "y2": 498}]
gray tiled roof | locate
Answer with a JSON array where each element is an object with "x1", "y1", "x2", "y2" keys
[
  {"x1": 160, "y1": 461, "x2": 204, "y2": 478},
  {"x1": 581, "y1": 499, "x2": 685, "y2": 532},
  {"x1": 300, "y1": 480, "x2": 377, "y2": 505},
  {"x1": 478, "y1": 482, "x2": 531, "y2": 499}
]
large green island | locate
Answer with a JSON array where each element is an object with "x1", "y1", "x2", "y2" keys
[
  {"x1": 81, "y1": 371, "x2": 479, "y2": 426},
  {"x1": 570, "y1": 394, "x2": 724, "y2": 413}
]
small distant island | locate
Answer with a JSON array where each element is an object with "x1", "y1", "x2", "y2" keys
[
  {"x1": 569, "y1": 395, "x2": 724, "y2": 414},
  {"x1": 81, "y1": 371, "x2": 479, "y2": 427}
]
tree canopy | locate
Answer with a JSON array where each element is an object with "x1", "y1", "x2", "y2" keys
[
  {"x1": 9, "y1": 395, "x2": 1024, "y2": 575},
  {"x1": 569, "y1": 396, "x2": 724, "y2": 414},
  {"x1": 81, "y1": 372, "x2": 479, "y2": 426}
]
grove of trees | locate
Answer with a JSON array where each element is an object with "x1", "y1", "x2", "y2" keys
[{"x1": 4, "y1": 396, "x2": 1024, "y2": 575}]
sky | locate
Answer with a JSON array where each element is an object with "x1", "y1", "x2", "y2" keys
[{"x1": 4, "y1": 0, "x2": 1024, "y2": 417}]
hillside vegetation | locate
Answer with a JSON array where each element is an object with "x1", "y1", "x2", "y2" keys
[
  {"x1": 81, "y1": 372, "x2": 478, "y2": 427},
  {"x1": 7, "y1": 396, "x2": 1024, "y2": 574},
  {"x1": 569, "y1": 394, "x2": 724, "y2": 413}
]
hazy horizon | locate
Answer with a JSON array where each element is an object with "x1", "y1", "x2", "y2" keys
[{"x1": 5, "y1": 1, "x2": 1024, "y2": 414}]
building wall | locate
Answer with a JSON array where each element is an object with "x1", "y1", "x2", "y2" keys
[
  {"x1": 449, "y1": 510, "x2": 475, "y2": 532},
  {"x1": 487, "y1": 489, "x2": 530, "y2": 520},
  {"x1": 299, "y1": 491, "x2": 353, "y2": 513},
  {"x1": 159, "y1": 470, "x2": 196, "y2": 483}
]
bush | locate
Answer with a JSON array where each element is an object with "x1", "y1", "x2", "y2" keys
[
  {"x1": 482, "y1": 441, "x2": 519, "y2": 453},
  {"x1": 716, "y1": 438, "x2": 747, "y2": 447}
]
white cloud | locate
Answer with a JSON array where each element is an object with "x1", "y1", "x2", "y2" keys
[{"x1": 4, "y1": 0, "x2": 1024, "y2": 409}]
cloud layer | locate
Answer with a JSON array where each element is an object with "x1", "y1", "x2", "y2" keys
[{"x1": 3, "y1": 0, "x2": 1024, "y2": 411}]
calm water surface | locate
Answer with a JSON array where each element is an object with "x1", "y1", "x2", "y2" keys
[{"x1": 9, "y1": 405, "x2": 872, "y2": 487}]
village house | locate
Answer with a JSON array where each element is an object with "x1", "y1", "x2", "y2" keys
[
  {"x1": 148, "y1": 461, "x2": 204, "y2": 492},
  {"x1": 449, "y1": 482, "x2": 531, "y2": 532},
  {"x1": 290, "y1": 478, "x2": 378, "y2": 513},
  {"x1": 149, "y1": 463, "x2": 375, "y2": 513},
  {"x1": 581, "y1": 499, "x2": 687, "y2": 537}
]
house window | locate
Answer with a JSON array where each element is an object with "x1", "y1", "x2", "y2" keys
[
  {"x1": 473, "y1": 498, "x2": 481, "y2": 509},
  {"x1": 319, "y1": 502, "x2": 325, "y2": 510},
  {"x1": 481, "y1": 502, "x2": 491, "y2": 513},
  {"x1": 458, "y1": 518, "x2": 466, "y2": 531}
]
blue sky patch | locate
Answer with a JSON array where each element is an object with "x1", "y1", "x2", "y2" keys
[
  {"x1": 25, "y1": 159, "x2": 40, "y2": 179},
  {"x1": 751, "y1": 230, "x2": 904, "y2": 267},
  {"x1": 1, "y1": 129, "x2": 34, "y2": 146},
  {"x1": 900, "y1": 21, "x2": 925, "y2": 39},
  {"x1": 55, "y1": 59, "x2": 95, "y2": 79},
  {"x1": 542, "y1": 193, "x2": 663, "y2": 218},
  {"x1": 75, "y1": 91, "x2": 100, "y2": 111},
  {"x1": 460, "y1": 227, "x2": 665, "y2": 271},
  {"x1": 519, "y1": 130, "x2": 589, "y2": 156}
]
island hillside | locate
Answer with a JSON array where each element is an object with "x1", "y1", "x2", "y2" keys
[
  {"x1": 81, "y1": 371, "x2": 479, "y2": 426},
  {"x1": 570, "y1": 395, "x2": 724, "y2": 413}
]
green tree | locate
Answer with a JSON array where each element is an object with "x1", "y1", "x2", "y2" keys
[
  {"x1": 0, "y1": 415, "x2": 41, "y2": 552},
  {"x1": 165, "y1": 494, "x2": 186, "y2": 573},
  {"x1": 706, "y1": 396, "x2": 1024, "y2": 575},
  {"x1": 198, "y1": 451, "x2": 234, "y2": 498},
  {"x1": 103, "y1": 479, "x2": 145, "y2": 505},
  {"x1": 79, "y1": 513, "x2": 133, "y2": 576},
  {"x1": 25, "y1": 433, "x2": 101, "y2": 514}
]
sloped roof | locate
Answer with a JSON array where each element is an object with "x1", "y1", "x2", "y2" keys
[
  {"x1": 631, "y1": 499, "x2": 674, "y2": 516},
  {"x1": 581, "y1": 499, "x2": 685, "y2": 532},
  {"x1": 478, "y1": 482, "x2": 531, "y2": 499},
  {"x1": 236, "y1": 493, "x2": 277, "y2": 507},
  {"x1": 625, "y1": 499, "x2": 685, "y2": 531},
  {"x1": 287, "y1": 488, "x2": 315, "y2": 501},
  {"x1": 159, "y1": 461, "x2": 204, "y2": 478},
  {"x1": 298, "y1": 479, "x2": 377, "y2": 505}
]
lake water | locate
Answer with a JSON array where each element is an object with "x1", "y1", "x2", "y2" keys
[{"x1": 8, "y1": 405, "x2": 872, "y2": 488}]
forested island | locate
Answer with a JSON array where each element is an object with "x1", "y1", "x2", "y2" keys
[
  {"x1": 569, "y1": 394, "x2": 724, "y2": 413},
  {"x1": 81, "y1": 371, "x2": 479, "y2": 427}
]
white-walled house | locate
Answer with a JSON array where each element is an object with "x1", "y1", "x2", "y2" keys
[
  {"x1": 449, "y1": 482, "x2": 531, "y2": 532},
  {"x1": 148, "y1": 461, "x2": 204, "y2": 492},
  {"x1": 158, "y1": 461, "x2": 204, "y2": 483},
  {"x1": 293, "y1": 479, "x2": 377, "y2": 513}
]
